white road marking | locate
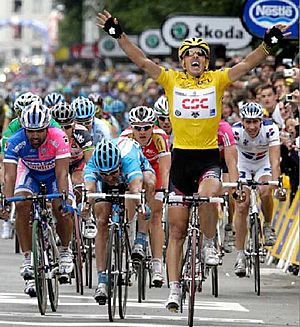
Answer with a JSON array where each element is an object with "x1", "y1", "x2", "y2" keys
[{"x1": 0, "y1": 293, "x2": 248, "y2": 312}]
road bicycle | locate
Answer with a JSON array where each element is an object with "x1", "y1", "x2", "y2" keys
[
  {"x1": 163, "y1": 191, "x2": 224, "y2": 327},
  {"x1": 84, "y1": 189, "x2": 146, "y2": 322},
  {"x1": 223, "y1": 177, "x2": 283, "y2": 296},
  {"x1": 1, "y1": 183, "x2": 64, "y2": 315}
]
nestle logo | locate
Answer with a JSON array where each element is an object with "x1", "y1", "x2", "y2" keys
[{"x1": 249, "y1": 0, "x2": 299, "y2": 28}]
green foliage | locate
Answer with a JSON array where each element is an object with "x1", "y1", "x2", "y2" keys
[
  {"x1": 103, "y1": 0, "x2": 244, "y2": 33},
  {"x1": 55, "y1": 0, "x2": 84, "y2": 47}
]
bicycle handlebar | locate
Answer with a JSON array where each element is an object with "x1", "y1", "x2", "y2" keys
[
  {"x1": 222, "y1": 180, "x2": 280, "y2": 188},
  {"x1": 5, "y1": 192, "x2": 66, "y2": 203}
]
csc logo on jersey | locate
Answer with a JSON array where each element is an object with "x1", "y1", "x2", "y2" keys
[{"x1": 181, "y1": 98, "x2": 209, "y2": 110}]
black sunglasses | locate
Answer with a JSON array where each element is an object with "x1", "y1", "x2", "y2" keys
[
  {"x1": 99, "y1": 167, "x2": 120, "y2": 177},
  {"x1": 132, "y1": 125, "x2": 153, "y2": 131},
  {"x1": 62, "y1": 124, "x2": 73, "y2": 130},
  {"x1": 158, "y1": 116, "x2": 169, "y2": 122}
]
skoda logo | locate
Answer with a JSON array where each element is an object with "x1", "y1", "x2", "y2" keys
[
  {"x1": 146, "y1": 35, "x2": 159, "y2": 48},
  {"x1": 171, "y1": 22, "x2": 189, "y2": 41},
  {"x1": 103, "y1": 39, "x2": 115, "y2": 51},
  {"x1": 249, "y1": 0, "x2": 299, "y2": 28}
]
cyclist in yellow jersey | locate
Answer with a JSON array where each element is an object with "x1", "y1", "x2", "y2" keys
[{"x1": 98, "y1": 9, "x2": 290, "y2": 312}]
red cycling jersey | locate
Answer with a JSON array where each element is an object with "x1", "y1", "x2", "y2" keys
[{"x1": 120, "y1": 126, "x2": 170, "y2": 188}]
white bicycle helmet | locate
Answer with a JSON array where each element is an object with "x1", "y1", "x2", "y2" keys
[
  {"x1": 51, "y1": 102, "x2": 75, "y2": 126},
  {"x1": 128, "y1": 106, "x2": 156, "y2": 124},
  {"x1": 154, "y1": 96, "x2": 169, "y2": 116},
  {"x1": 240, "y1": 102, "x2": 264, "y2": 119},
  {"x1": 20, "y1": 101, "x2": 51, "y2": 130},
  {"x1": 44, "y1": 92, "x2": 65, "y2": 107},
  {"x1": 14, "y1": 92, "x2": 42, "y2": 115}
]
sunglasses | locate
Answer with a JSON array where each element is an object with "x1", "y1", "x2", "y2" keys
[
  {"x1": 77, "y1": 119, "x2": 93, "y2": 126},
  {"x1": 99, "y1": 167, "x2": 120, "y2": 177},
  {"x1": 184, "y1": 48, "x2": 206, "y2": 57},
  {"x1": 132, "y1": 125, "x2": 153, "y2": 131},
  {"x1": 62, "y1": 124, "x2": 73, "y2": 130},
  {"x1": 158, "y1": 116, "x2": 169, "y2": 122}
]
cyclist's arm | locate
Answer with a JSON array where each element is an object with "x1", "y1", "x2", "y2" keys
[
  {"x1": 269, "y1": 145, "x2": 281, "y2": 181},
  {"x1": 224, "y1": 145, "x2": 239, "y2": 182},
  {"x1": 118, "y1": 34, "x2": 161, "y2": 80},
  {"x1": 3, "y1": 162, "x2": 17, "y2": 197},
  {"x1": 228, "y1": 47, "x2": 268, "y2": 82},
  {"x1": 55, "y1": 157, "x2": 70, "y2": 195},
  {"x1": 158, "y1": 154, "x2": 171, "y2": 189},
  {"x1": 83, "y1": 148, "x2": 94, "y2": 164},
  {"x1": 128, "y1": 176, "x2": 143, "y2": 194}
]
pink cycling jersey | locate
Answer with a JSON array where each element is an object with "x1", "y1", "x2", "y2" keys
[{"x1": 218, "y1": 120, "x2": 235, "y2": 158}]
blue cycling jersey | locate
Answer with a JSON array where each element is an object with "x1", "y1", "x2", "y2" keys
[{"x1": 84, "y1": 137, "x2": 154, "y2": 186}]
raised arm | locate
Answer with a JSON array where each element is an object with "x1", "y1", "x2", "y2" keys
[
  {"x1": 97, "y1": 10, "x2": 162, "y2": 80},
  {"x1": 228, "y1": 24, "x2": 290, "y2": 82}
]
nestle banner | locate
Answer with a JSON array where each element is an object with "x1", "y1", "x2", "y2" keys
[{"x1": 242, "y1": 0, "x2": 299, "y2": 39}]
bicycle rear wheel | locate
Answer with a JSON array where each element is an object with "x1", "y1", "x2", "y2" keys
[
  {"x1": 107, "y1": 224, "x2": 118, "y2": 322},
  {"x1": 73, "y1": 211, "x2": 84, "y2": 295},
  {"x1": 47, "y1": 228, "x2": 59, "y2": 312},
  {"x1": 252, "y1": 214, "x2": 260, "y2": 296},
  {"x1": 32, "y1": 220, "x2": 47, "y2": 315},
  {"x1": 118, "y1": 227, "x2": 130, "y2": 319},
  {"x1": 188, "y1": 229, "x2": 197, "y2": 327}
]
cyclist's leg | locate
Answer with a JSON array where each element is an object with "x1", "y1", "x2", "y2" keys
[
  {"x1": 198, "y1": 168, "x2": 222, "y2": 266},
  {"x1": 233, "y1": 170, "x2": 251, "y2": 277},
  {"x1": 149, "y1": 199, "x2": 164, "y2": 286},
  {"x1": 256, "y1": 168, "x2": 276, "y2": 245},
  {"x1": 51, "y1": 176, "x2": 74, "y2": 274},
  {"x1": 94, "y1": 201, "x2": 111, "y2": 304},
  {"x1": 166, "y1": 204, "x2": 189, "y2": 310}
]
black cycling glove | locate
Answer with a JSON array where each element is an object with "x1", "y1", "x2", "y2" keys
[
  {"x1": 263, "y1": 26, "x2": 284, "y2": 48},
  {"x1": 103, "y1": 17, "x2": 123, "y2": 39}
]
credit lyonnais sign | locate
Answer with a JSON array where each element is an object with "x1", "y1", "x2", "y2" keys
[
  {"x1": 242, "y1": 0, "x2": 299, "y2": 39},
  {"x1": 161, "y1": 16, "x2": 252, "y2": 49}
]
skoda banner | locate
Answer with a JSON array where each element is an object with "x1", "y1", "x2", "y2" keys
[
  {"x1": 242, "y1": 0, "x2": 299, "y2": 39},
  {"x1": 139, "y1": 29, "x2": 171, "y2": 55},
  {"x1": 161, "y1": 16, "x2": 252, "y2": 49},
  {"x1": 98, "y1": 35, "x2": 138, "y2": 57}
]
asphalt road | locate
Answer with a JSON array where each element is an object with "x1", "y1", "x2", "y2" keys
[{"x1": 0, "y1": 231, "x2": 299, "y2": 327}]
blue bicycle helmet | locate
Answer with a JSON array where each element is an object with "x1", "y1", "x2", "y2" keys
[
  {"x1": 20, "y1": 101, "x2": 51, "y2": 130},
  {"x1": 111, "y1": 100, "x2": 126, "y2": 114},
  {"x1": 44, "y1": 92, "x2": 65, "y2": 107},
  {"x1": 93, "y1": 140, "x2": 121, "y2": 172},
  {"x1": 72, "y1": 96, "x2": 95, "y2": 122},
  {"x1": 240, "y1": 102, "x2": 264, "y2": 119}
]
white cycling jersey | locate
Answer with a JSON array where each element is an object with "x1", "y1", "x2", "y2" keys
[
  {"x1": 91, "y1": 117, "x2": 112, "y2": 145},
  {"x1": 232, "y1": 119, "x2": 280, "y2": 181}
]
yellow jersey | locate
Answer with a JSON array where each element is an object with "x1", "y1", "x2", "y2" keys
[{"x1": 156, "y1": 67, "x2": 232, "y2": 150}]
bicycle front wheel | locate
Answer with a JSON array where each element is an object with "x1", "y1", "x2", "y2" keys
[
  {"x1": 47, "y1": 228, "x2": 59, "y2": 312},
  {"x1": 72, "y1": 211, "x2": 84, "y2": 295},
  {"x1": 84, "y1": 238, "x2": 93, "y2": 289},
  {"x1": 188, "y1": 229, "x2": 197, "y2": 327},
  {"x1": 32, "y1": 220, "x2": 47, "y2": 315},
  {"x1": 252, "y1": 215, "x2": 260, "y2": 296},
  {"x1": 107, "y1": 224, "x2": 118, "y2": 322},
  {"x1": 118, "y1": 227, "x2": 130, "y2": 319}
]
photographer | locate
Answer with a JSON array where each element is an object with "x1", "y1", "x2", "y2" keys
[{"x1": 280, "y1": 117, "x2": 299, "y2": 203}]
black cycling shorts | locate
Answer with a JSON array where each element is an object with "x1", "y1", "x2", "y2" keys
[{"x1": 170, "y1": 148, "x2": 221, "y2": 196}]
